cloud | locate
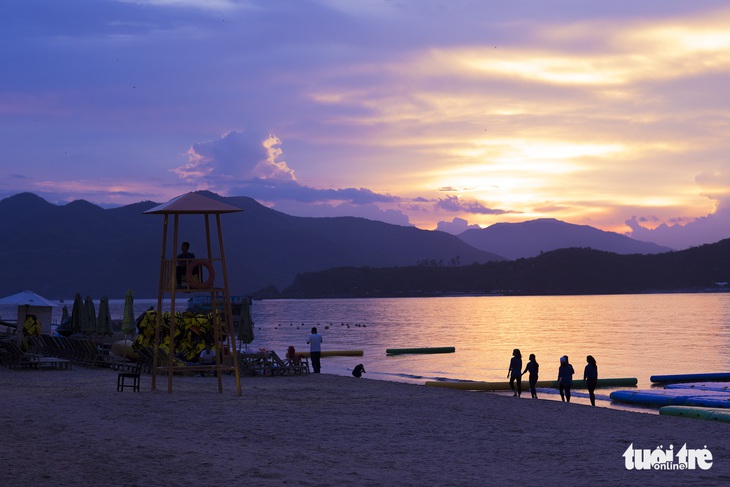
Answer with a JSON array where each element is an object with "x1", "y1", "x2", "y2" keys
[
  {"x1": 273, "y1": 200, "x2": 411, "y2": 226},
  {"x1": 435, "y1": 195, "x2": 513, "y2": 215},
  {"x1": 235, "y1": 178, "x2": 399, "y2": 205},
  {"x1": 625, "y1": 168, "x2": 730, "y2": 249},
  {"x1": 173, "y1": 130, "x2": 296, "y2": 188},
  {"x1": 436, "y1": 217, "x2": 481, "y2": 235}
]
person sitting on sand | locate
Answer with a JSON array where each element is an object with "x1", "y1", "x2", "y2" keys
[
  {"x1": 583, "y1": 355, "x2": 598, "y2": 406},
  {"x1": 521, "y1": 353, "x2": 539, "y2": 399},
  {"x1": 507, "y1": 348, "x2": 522, "y2": 397},
  {"x1": 558, "y1": 355, "x2": 574, "y2": 402}
]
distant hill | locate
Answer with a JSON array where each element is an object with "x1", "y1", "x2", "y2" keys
[
  {"x1": 458, "y1": 218, "x2": 672, "y2": 260},
  {"x1": 282, "y1": 239, "x2": 730, "y2": 298},
  {"x1": 0, "y1": 192, "x2": 503, "y2": 299}
]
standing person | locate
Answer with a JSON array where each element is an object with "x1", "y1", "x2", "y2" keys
[
  {"x1": 176, "y1": 241, "x2": 195, "y2": 287},
  {"x1": 507, "y1": 348, "x2": 522, "y2": 397},
  {"x1": 584, "y1": 355, "x2": 598, "y2": 406},
  {"x1": 521, "y1": 353, "x2": 540, "y2": 399},
  {"x1": 307, "y1": 327, "x2": 323, "y2": 373},
  {"x1": 557, "y1": 355, "x2": 575, "y2": 402}
]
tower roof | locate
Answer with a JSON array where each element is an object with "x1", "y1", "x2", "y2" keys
[{"x1": 143, "y1": 192, "x2": 243, "y2": 214}]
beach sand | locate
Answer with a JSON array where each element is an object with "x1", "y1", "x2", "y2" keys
[{"x1": 1, "y1": 367, "x2": 729, "y2": 486}]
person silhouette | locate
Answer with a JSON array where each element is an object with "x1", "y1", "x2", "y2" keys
[
  {"x1": 507, "y1": 348, "x2": 522, "y2": 397},
  {"x1": 521, "y1": 353, "x2": 539, "y2": 399},
  {"x1": 176, "y1": 241, "x2": 195, "y2": 287},
  {"x1": 352, "y1": 364, "x2": 366, "y2": 378},
  {"x1": 306, "y1": 327, "x2": 323, "y2": 373},
  {"x1": 584, "y1": 355, "x2": 598, "y2": 406},
  {"x1": 558, "y1": 355, "x2": 574, "y2": 402}
]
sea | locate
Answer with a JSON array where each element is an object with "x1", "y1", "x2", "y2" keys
[{"x1": 3, "y1": 293, "x2": 729, "y2": 412}]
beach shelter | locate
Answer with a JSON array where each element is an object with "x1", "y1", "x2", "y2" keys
[
  {"x1": 82, "y1": 295, "x2": 97, "y2": 336},
  {"x1": 144, "y1": 191, "x2": 243, "y2": 395},
  {"x1": 97, "y1": 295, "x2": 114, "y2": 336},
  {"x1": 0, "y1": 290, "x2": 55, "y2": 339},
  {"x1": 70, "y1": 293, "x2": 84, "y2": 334}
]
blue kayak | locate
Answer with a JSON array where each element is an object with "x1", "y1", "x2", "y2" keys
[
  {"x1": 664, "y1": 382, "x2": 730, "y2": 392},
  {"x1": 610, "y1": 389, "x2": 730, "y2": 408}
]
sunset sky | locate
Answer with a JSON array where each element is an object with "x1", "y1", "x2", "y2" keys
[{"x1": 2, "y1": 0, "x2": 730, "y2": 249}]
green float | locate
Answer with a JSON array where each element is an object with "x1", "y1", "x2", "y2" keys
[
  {"x1": 425, "y1": 377, "x2": 637, "y2": 390},
  {"x1": 659, "y1": 406, "x2": 730, "y2": 423}
]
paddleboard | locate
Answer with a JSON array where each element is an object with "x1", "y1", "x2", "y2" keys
[
  {"x1": 386, "y1": 347, "x2": 455, "y2": 355},
  {"x1": 659, "y1": 406, "x2": 730, "y2": 423},
  {"x1": 425, "y1": 377, "x2": 637, "y2": 391},
  {"x1": 650, "y1": 372, "x2": 730, "y2": 384},
  {"x1": 610, "y1": 389, "x2": 730, "y2": 408}
]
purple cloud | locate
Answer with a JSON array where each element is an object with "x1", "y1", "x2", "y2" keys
[{"x1": 435, "y1": 195, "x2": 513, "y2": 215}]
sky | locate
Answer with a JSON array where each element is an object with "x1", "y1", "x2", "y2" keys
[{"x1": 2, "y1": 0, "x2": 730, "y2": 250}]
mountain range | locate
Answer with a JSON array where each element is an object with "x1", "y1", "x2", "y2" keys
[
  {"x1": 458, "y1": 218, "x2": 672, "y2": 259},
  {"x1": 0, "y1": 192, "x2": 694, "y2": 300},
  {"x1": 0, "y1": 192, "x2": 498, "y2": 299}
]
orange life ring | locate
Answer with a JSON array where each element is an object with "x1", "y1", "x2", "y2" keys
[{"x1": 187, "y1": 259, "x2": 215, "y2": 288}]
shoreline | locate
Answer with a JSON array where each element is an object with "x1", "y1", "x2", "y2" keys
[{"x1": 1, "y1": 367, "x2": 729, "y2": 485}]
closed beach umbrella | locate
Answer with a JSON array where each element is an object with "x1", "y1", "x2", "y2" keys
[
  {"x1": 82, "y1": 295, "x2": 97, "y2": 336},
  {"x1": 238, "y1": 297, "x2": 254, "y2": 346},
  {"x1": 122, "y1": 289, "x2": 135, "y2": 336},
  {"x1": 61, "y1": 305, "x2": 69, "y2": 323},
  {"x1": 70, "y1": 293, "x2": 84, "y2": 334},
  {"x1": 97, "y1": 295, "x2": 114, "y2": 336}
]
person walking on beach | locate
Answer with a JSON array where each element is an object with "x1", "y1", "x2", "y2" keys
[
  {"x1": 507, "y1": 348, "x2": 522, "y2": 397},
  {"x1": 521, "y1": 353, "x2": 539, "y2": 399},
  {"x1": 307, "y1": 327, "x2": 323, "y2": 373},
  {"x1": 584, "y1": 355, "x2": 598, "y2": 406},
  {"x1": 557, "y1": 355, "x2": 574, "y2": 402}
]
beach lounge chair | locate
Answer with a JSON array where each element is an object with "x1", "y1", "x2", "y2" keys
[
  {"x1": 0, "y1": 340, "x2": 41, "y2": 369},
  {"x1": 117, "y1": 362, "x2": 143, "y2": 392},
  {"x1": 268, "y1": 350, "x2": 309, "y2": 376},
  {"x1": 237, "y1": 351, "x2": 272, "y2": 376}
]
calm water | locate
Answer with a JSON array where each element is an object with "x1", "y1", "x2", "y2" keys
[{"x1": 4, "y1": 293, "x2": 730, "y2": 410}]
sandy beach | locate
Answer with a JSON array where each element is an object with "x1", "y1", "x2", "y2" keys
[{"x1": 1, "y1": 367, "x2": 729, "y2": 486}]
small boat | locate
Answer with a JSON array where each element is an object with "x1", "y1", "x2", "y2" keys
[{"x1": 386, "y1": 346, "x2": 455, "y2": 355}]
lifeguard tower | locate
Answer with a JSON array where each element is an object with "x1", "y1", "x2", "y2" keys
[{"x1": 144, "y1": 192, "x2": 242, "y2": 395}]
